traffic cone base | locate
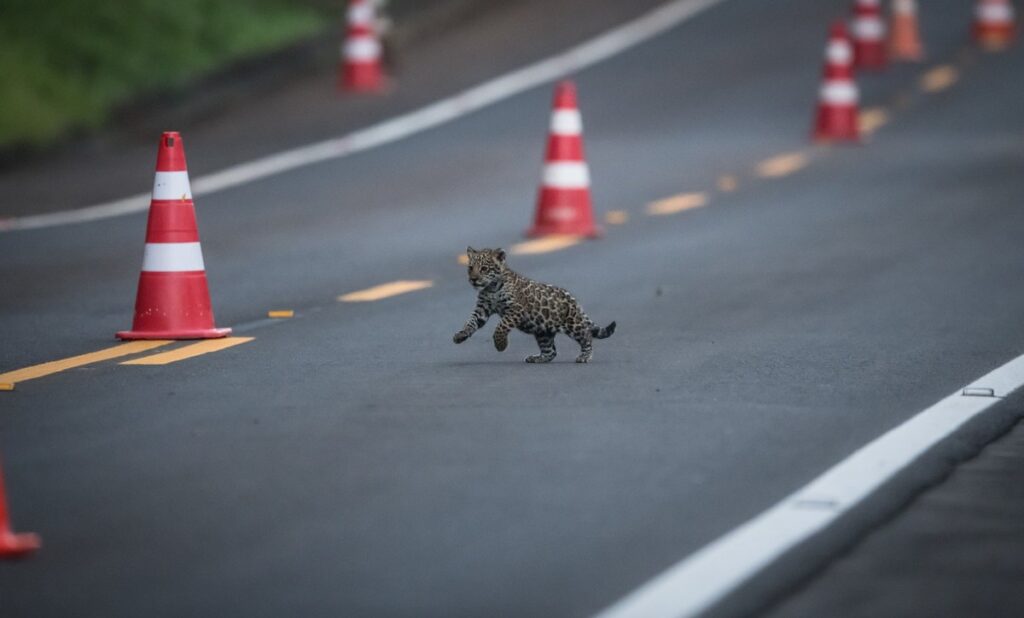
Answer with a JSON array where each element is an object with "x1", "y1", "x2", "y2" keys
[
  {"x1": 0, "y1": 463, "x2": 39, "y2": 559},
  {"x1": 0, "y1": 531, "x2": 41, "y2": 558},
  {"x1": 527, "y1": 189, "x2": 602, "y2": 238},
  {"x1": 814, "y1": 107, "x2": 861, "y2": 142}
]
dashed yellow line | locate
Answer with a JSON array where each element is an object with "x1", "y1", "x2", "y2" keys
[
  {"x1": 756, "y1": 152, "x2": 809, "y2": 179},
  {"x1": 605, "y1": 210, "x2": 630, "y2": 225},
  {"x1": 267, "y1": 310, "x2": 294, "y2": 318},
  {"x1": 510, "y1": 235, "x2": 582, "y2": 255},
  {"x1": 646, "y1": 192, "x2": 708, "y2": 216},
  {"x1": 457, "y1": 253, "x2": 469, "y2": 265},
  {"x1": 0, "y1": 340, "x2": 172, "y2": 388},
  {"x1": 858, "y1": 107, "x2": 890, "y2": 136},
  {"x1": 338, "y1": 280, "x2": 434, "y2": 302},
  {"x1": 716, "y1": 175, "x2": 739, "y2": 193},
  {"x1": 0, "y1": 383, "x2": 15, "y2": 391},
  {"x1": 919, "y1": 65, "x2": 959, "y2": 93},
  {"x1": 122, "y1": 337, "x2": 254, "y2": 366}
]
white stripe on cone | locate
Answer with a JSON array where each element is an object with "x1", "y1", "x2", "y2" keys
[
  {"x1": 348, "y1": 3, "x2": 374, "y2": 25},
  {"x1": 141, "y1": 242, "x2": 206, "y2": 272},
  {"x1": 543, "y1": 162, "x2": 591, "y2": 188},
  {"x1": 820, "y1": 80, "x2": 859, "y2": 105},
  {"x1": 978, "y1": 3, "x2": 1014, "y2": 21},
  {"x1": 894, "y1": 0, "x2": 917, "y2": 15},
  {"x1": 550, "y1": 109, "x2": 583, "y2": 135},
  {"x1": 853, "y1": 17, "x2": 885, "y2": 40},
  {"x1": 827, "y1": 40, "x2": 854, "y2": 64},
  {"x1": 345, "y1": 36, "x2": 381, "y2": 61},
  {"x1": 152, "y1": 171, "x2": 193, "y2": 201}
]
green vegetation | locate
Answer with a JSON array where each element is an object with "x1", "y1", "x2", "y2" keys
[{"x1": 0, "y1": 0, "x2": 328, "y2": 149}]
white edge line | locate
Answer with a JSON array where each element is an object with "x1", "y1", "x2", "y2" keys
[
  {"x1": 0, "y1": 0, "x2": 727, "y2": 233},
  {"x1": 595, "y1": 353, "x2": 1024, "y2": 618}
]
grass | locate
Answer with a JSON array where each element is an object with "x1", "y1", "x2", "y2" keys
[{"x1": 0, "y1": 0, "x2": 328, "y2": 149}]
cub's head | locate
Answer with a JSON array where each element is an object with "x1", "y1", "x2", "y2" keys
[{"x1": 465, "y1": 247, "x2": 506, "y2": 289}]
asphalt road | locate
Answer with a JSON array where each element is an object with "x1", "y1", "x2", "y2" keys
[{"x1": 2, "y1": 0, "x2": 1023, "y2": 616}]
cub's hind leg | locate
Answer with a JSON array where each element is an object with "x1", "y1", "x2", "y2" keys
[
  {"x1": 569, "y1": 326, "x2": 593, "y2": 363},
  {"x1": 526, "y1": 332, "x2": 557, "y2": 363}
]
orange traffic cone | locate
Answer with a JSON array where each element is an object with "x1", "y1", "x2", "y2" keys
[
  {"x1": 889, "y1": 0, "x2": 925, "y2": 61},
  {"x1": 813, "y1": 22, "x2": 861, "y2": 143},
  {"x1": 526, "y1": 81, "x2": 602, "y2": 238},
  {"x1": 851, "y1": 0, "x2": 888, "y2": 70},
  {"x1": 974, "y1": 0, "x2": 1016, "y2": 50},
  {"x1": 339, "y1": 0, "x2": 385, "y2": 92},
  {"x1": 0, "y1": 461, "x2": 40, "y2": 559},
  {"x1": 117, "y1": 132, "x2": 231, "y2": 340}
]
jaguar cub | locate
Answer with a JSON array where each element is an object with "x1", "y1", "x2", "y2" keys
[{"x1": 453, "y1": 247, "x2": 616, "y2": 363}]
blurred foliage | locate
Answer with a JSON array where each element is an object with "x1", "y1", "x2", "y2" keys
[{"x1": 0, "y1": 0, "x2": 328, "y2": 149}]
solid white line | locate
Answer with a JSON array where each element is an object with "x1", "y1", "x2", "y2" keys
[
  {"x1": 595, "y1": 353, "x2": 1024, "y2": 618},
  {"x1": 0, "y1": 0, "x2": 728, "y2": 233}
]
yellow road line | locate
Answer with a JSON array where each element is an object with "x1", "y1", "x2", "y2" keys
[
  {"x1": 858, "y1": 107, "x2": 890, "y2": 136},
  {"x1": 267, "y1": 310, "x2": 294, "y2": 318},
  {"x1": 605, "y1": 210, "x2": 630, "y2": 225},
  {"x1": 457, "y1": 253, "x2": 470, "y2": 265},
  {"x1": 338, "y1": 280, "x2": 434, "y2": 302},
  {"x1": 756, "y1": 152, "x2": 809, "y2": 179},
  {"x1": 920, "y1": 65, "x2": 959, "y2": 93},
  {"x1": 646, "y1": 192, "x2": 708, "y2": 216},
  {"x1": 0, "y1": 383, "x2": 14, "y2": 391},
  {"x1": 716, "y1": 175, "x2": 739, "y2": 193},
  {"x1": 121, "y1": 337, "x2": 254, "y2": 366},
  {"x1": 0, "y1": 340, "x2": 172, "y2": 387},
  {"x1": 510, "y1": 235, "x2": 582, "y2": 255}
]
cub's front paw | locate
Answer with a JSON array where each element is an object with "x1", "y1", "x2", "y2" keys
[
  {"x1": 494, "y1": 336, "x2": 508, "y2": 352},
  {"x1": 453, "y1": 331, "x2": 470, "y2": 344}
]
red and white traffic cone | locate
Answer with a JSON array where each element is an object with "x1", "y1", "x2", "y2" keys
[
  {"x1": 339, "y1": 0, "x2": 385, "y2": 93},
  {"x1": 117, "y1": 132, "x2": 231, "y2": 340},
  {"x1": 0, "y1": 461, "x2": 40, "y2": 559},
  {"x1": 526, "y1": 81, "x2": 601, "y2": 238},
  {"x1": 813, "y1": 22, "x2": 861, "y2": 143},
  {"x1": 889, "y1": 0, "x2": 925, "y2": 61},
  {"x1": 851, "y1": 0, "x2": 888, "y2": 70},
  {"x1": 974, "y1": 0, "x2": 1016, "y2": 50}
]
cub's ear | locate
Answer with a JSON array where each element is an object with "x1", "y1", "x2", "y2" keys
[
  {"x1": 495, "y1": 249, "x2": 506, "y2": 262},
  {"x1": 466, "y1": 246, "x2": 476, "y2": 255}
]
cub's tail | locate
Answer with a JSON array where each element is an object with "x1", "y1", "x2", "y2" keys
[{"x1": 591, "y1": 321, "x2": 616, "y2": 339}]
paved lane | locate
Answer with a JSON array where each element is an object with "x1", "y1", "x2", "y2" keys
[{"x1": 2, "y1": 0, "x2": 1023, "y2": 616}]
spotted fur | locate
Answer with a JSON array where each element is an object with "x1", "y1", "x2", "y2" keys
[{"x1": 453, "y1": 247, "x2": 616, "y2": 363}]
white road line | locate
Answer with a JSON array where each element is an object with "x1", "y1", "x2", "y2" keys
[
  {"x1": 595, "y1": 353, "x2": 1024, "y2": 618},
  {"x1": 0, "y1": 0, "x2": 728, "y2": 233}
]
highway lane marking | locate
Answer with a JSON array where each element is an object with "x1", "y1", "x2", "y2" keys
[
  {"x1": 121, "y1": 337, "x2": 254, "y2": 366},
  {"x1": 858, "y1": 107, "x2": 890, "y2": 136},
  {"x1": 510, "y1": 235, "x2": 583, "y2": 255},
  {"x1": 755, "y1": 152, "x2": 810, "y2": 179},
  {"x1": 338, "y1": 280, "x2": 434, "y2": 302},
  {"x1": 646, "y1": 192, "x2": 708, "y2": 216},
  {"x1": 595, "y1": 354, "x2": 1024, "y2": 618},
  {"x1": 0, "y1": 383, "x2": 14, "y2": 391},
  {"x1": 0, "y1": 0, "x2": 731, "y2": 233},
  {"x1": 267, "y1": 310, "x2": 295, "y2": 318},
  {"x1": 716, "y1": 175, "x2": 739, "y2": 193},
  {"x1": 0, "y1": 340, "x2": 172, "y2": 388},
  {"x1": 605, "y1": 210, "x2": 630, "y2": 225},
  {"x1": 920, "y1": 65, "x2": 959, "y2": 93}
]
